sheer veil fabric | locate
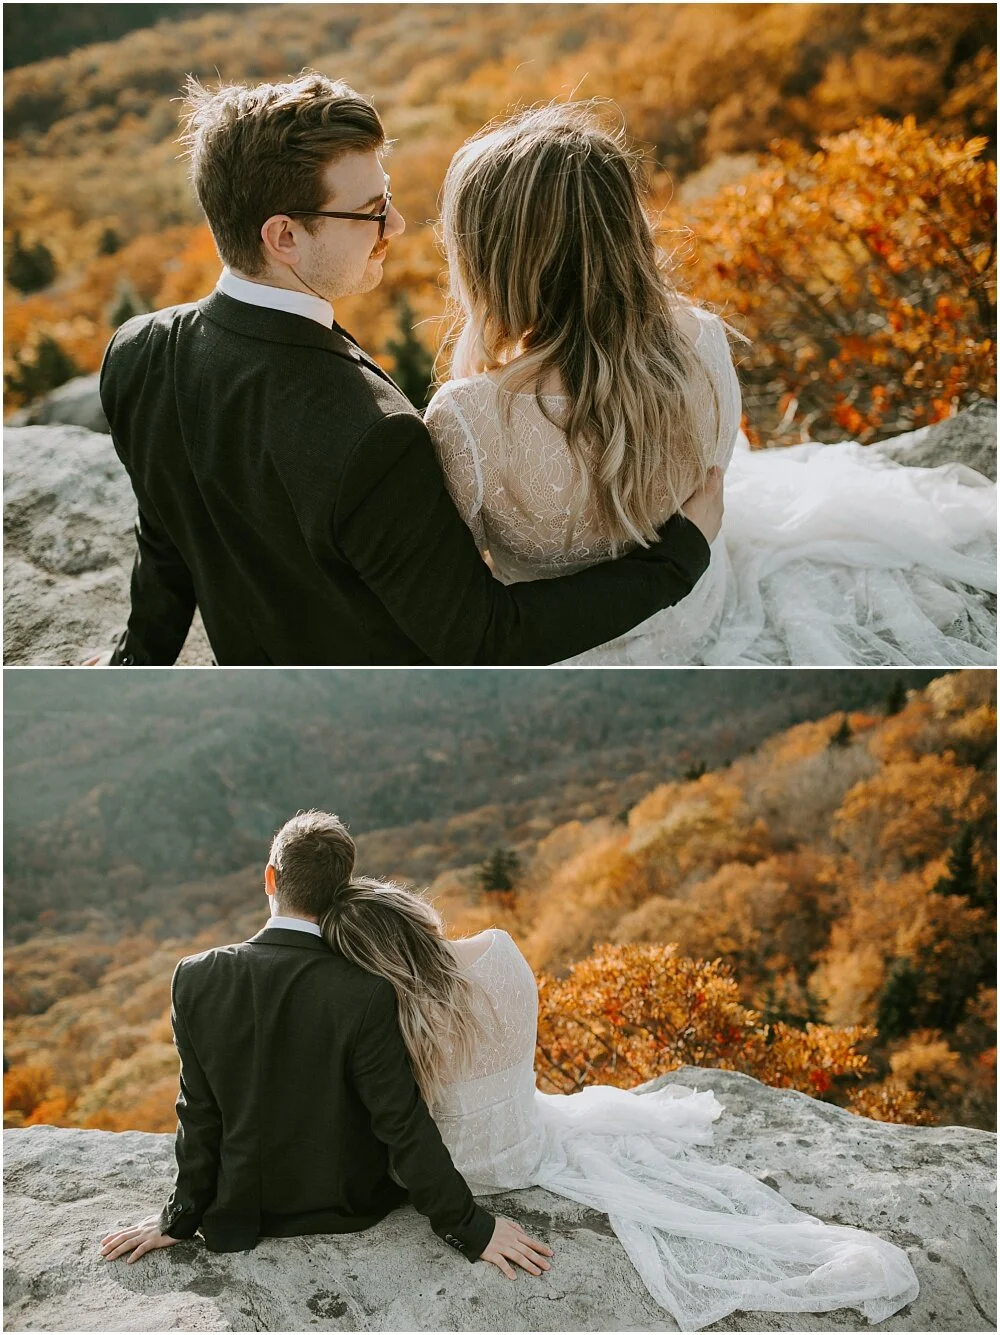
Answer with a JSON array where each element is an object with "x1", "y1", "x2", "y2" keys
[
  {"x1": 433, "y1": 929, "x2": 919, "y2": 1332},
  {"x1": 424, "y1": 303, "x2": 996, "y2": 667}
]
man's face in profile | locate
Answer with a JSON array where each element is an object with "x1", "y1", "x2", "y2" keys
[{"x1": 294, "y1": 150, "x2": 405, "y2": 301}]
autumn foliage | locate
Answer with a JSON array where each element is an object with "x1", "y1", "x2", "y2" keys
[
  {"x1": 675, "y1": 117, "x2": 996, "y2": 443},
  {"x1": 535, "y1": 943, "x2": 872, "y2": 1099}
]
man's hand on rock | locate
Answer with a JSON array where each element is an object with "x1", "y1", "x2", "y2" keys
[
  {"x1": 100, "y1": 1215, "x2": 180, "y2": 1264},
  {"x1": 479, "y1": 1216, "x2": 554, "y2": 1279},
  {"x1": 682, "y1": 466, "x2": 725, "y2": 544}
]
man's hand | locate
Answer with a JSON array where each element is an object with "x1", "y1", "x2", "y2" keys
[
  {"x1": 479, "y1": 1216, "x2": 554, "y2": 1279},
  {"x1": 100, "y1": 1216, "x2": 181, "y2": 1264},
  {"x1": 682, "y1": 466, "x2": 725, "y2": 544}
]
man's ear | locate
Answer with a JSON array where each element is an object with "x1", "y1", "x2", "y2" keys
[
  {"x1": 265, "y1": 863, "x2": 277, "y2": 897},
  {"x1": 260, "y1": 215, "x2": 301, "y2": 271}
]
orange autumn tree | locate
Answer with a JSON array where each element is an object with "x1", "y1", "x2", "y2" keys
[
  {"x1": 677, "y1": 116, "x2": 996, "y2": 444},
  {"x1": 535, "y1": 943, "x2": 872, "y2": 1101}
]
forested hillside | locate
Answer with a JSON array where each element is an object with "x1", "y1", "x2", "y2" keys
[
  {"x1": 4, "y1": 669, "x2": 939, "y2": 939},
  {"x1": 4, "y1": 671, "x2": 994, "y2": 1134},
  {"x1": 2, "y1": 3, "x2": 234, "y2": 70},
  {"x1": 4, "y1": 4, "x2": 995, "y2": 440}
]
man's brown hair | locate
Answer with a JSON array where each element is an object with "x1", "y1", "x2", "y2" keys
[
  {"x1": 268, "y1": 810, "x2": 357, "y2": 919},
  {"x1": 180, "y1": 70, "x2": 385, "y2": 276}
]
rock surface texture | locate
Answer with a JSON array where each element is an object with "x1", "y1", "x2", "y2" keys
[
  {"x1": 872, "y1": 398, "x2": 998, "y2": 482},
  {"x1": 7, "y1": 372, "x2": 110, "y2": 436},
  {"x1": 3, "y1": 1069, "x2": 995, "y2": 1332},
  {"x1": 3, "y1": 424, "x2": 211, "y2": 665},
  {"x1": 3, "y1": 403, "x2": 996, "y2": 666}
]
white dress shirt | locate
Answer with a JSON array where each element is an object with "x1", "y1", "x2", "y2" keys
[
  {"x1": 266, "y1": 914, "x2": 323, "y2": 938},
  {"x1": 216, "y1": 266, "x2": 334, "y2": 330}
]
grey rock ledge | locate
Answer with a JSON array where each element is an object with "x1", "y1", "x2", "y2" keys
[{"x1": 3, "y1": 1068, "x2": 995, "y2": 1332}]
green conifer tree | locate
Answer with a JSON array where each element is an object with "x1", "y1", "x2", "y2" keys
[
  {"x1": 4, "y1": 335, "x2": 79, "y2": 403},
  {"x1": 885, "y1": 679, "x2": 908, "y2": 716},
  {"x1": 98, "y1": 227, "x2": 122, "y2": 256},
  {"x1": 479, "y1": 847, "x2": 520, "y2": 896},
  {"x1": 875, "y1": 958, "x2": 920, "y2": 1039},
  {"x1": 828, "y1": 715, "x2": 853, "y2": 747},
  {"x1": 385, "y1": 295, "x2": 435, "y2": 408},
  {"x1": 5, "y1": 231, "x2": 57, "y2": 293},
  {"x1": 109, "y1": 283, "x2": 149, "y2": 329}
]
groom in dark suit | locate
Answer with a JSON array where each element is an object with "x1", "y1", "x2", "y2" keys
[
  {"x1": 99, "y1": 71, "x2": 721, "y2": 666},
  {"x1": 100, "y1": 811, "x2": 552, "y2": 1279}
]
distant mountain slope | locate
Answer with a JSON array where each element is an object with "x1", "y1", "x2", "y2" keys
[
  {"x1": 4, "y1": 669, "x2": 939, "y2": 935},
  {"x1": 2, "y1": 3, "x2": 237, "y2": 71}
]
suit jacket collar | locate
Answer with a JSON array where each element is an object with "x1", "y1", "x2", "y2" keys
[
  {"x1": 246, "y1": 925, "x2": 332, "y2": 952},
  {"x1": 198, "y1": 290, "x2": 392, "y2": 386}
]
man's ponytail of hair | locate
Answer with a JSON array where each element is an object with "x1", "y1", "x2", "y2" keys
[{"x1": 320, "y1": 878, "x2": 489, "y2": 1108}]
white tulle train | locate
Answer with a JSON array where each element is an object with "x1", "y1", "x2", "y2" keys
[
  {"x1": 530, "y1": 1083, "x2": 920, "y2": 1331},
  {"x1": 564, "y1": 436, "x2": 996, "y2": 667}
]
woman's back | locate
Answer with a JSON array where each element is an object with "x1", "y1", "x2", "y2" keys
[
  {"x1": 425, "y1": 303, "x2": 742, "y2": 585},
  {"x1": 434, "y1": 928, "x2": 544, "y2": 1191}
]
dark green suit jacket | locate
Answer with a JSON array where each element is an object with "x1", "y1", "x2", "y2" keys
[
  {"x1": 100, "y1": 290, "x2": 710, "y2": 664},
  {"x1": 159, "y1": 926, "x2": 494, "y2": 1258}
]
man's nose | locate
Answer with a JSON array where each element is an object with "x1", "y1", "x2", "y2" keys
[{"x1": 385, "y1": 202, "x2": 405, "y2": 239}]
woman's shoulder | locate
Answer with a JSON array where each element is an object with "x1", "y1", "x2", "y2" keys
[
  {"x1": 425, "y1": 374, "x2": 495, "y2": 419},
  {"x1": 673, "y1": 298, "x2": 751, "y2": 348}
]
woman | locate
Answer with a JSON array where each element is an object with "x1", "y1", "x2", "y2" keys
[
  {"x1": 424, "y1": 102, "x2": 996, "y2": 667},
  {"x1": 321, "y1": 877, "x2": 919, "y2": 1331}
]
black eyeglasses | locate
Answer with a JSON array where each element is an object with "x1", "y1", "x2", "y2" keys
[{"x1": 285, "y1": 174, "x2": 392, "y2": 241}]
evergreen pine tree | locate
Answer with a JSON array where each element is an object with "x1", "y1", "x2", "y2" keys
[
  {"x1": 479, "y1": 847, "x2": 520, "y2": 895},
  {"x1": 109, "y1": 283, "x2": 149, "y2": 329},
  {"x1": 5, "y1": 231, "x2": 57, "y2": 293},
  {"x1": 4, "y1": 335, "x2": 79, "y2": 403},
  {"x1": 932, "y1": 824, "x2": 980, "y2": 903},
  {"x1": 98, "y1": 227, "x2": 122, "y2": 256},
  {"x1": 875, "y1": 958, "x2": 920, "y2": 1039},
  {"x1": 828, "y1": 715, "x2": 853, "y2": 747},
  {"x1": 885, "y1": 679, "x2": 908, "y2": 716},
  {"x1": 385, "y1": 296, "x2": 435, "y2": 408}
]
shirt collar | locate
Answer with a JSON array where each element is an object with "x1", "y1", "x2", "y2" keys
[
  {"x1": 267, "y1": 914, "x2": 323, "y2": 938},
  {"x1": 217, "y1": 266, "x2": 334, "y2": 330}
]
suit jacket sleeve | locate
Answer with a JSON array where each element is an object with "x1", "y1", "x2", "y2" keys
[
  {"x1": 335, "y1": 413, "x2": 710, "y2": 666},
  {"x1": 100, "y1": 331, "x2": 196, "y2": 666},
  {"x1": 108, "y1": 498, "x2": 197, "y2": 665},
  {"x1": 159, "y1": 962, "x2": 223, "y2": 1239},
  {"x1": 349, "y1": 978, "x2": 495, "y2": 1262}
]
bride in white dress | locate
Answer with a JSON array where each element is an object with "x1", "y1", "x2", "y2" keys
[
  {"x1": 322, "y1": 879, "x2": 920, "y2": 1332},
  {"x1": 424, "y1": 103, "x2": 996, "y2": 667}
]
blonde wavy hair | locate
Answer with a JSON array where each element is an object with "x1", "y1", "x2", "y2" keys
[
  {"x1": 439, "y1": 101, "x2": 721, "y2": 550},
  {"x1": 320, "y1": 877, "x2": 491, "y2": 1109}
]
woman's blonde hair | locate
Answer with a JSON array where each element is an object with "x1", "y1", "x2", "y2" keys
[
  {"x1": 439, "y1": 100, "x2": 720, "y2": 550},
  {"x1": 320, "y1": 877, "x2": 489, "y2": 1108}
]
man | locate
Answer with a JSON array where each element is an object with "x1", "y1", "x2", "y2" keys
[
  {"x1": 100, "y1": 71, "x2": 722, "y2": 665},
  {"x1": 100, "y1": 811, "x2": 552, "y2": 1280}
]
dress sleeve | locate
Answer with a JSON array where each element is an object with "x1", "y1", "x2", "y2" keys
[
  {"x1": 682, "y1": 305, "x2": 746, "y2": 471},
  {"x1": 424, "y1": 385, "x2": 488, "y2": 551}
]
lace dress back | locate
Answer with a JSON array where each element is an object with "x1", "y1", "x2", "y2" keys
[
  {"x1": 433, "y1": 929, "x2": 545, "y2": 1192},
  {"x1": 434, "y1": 928, "x2": 920, "y2": 1332},
  {"x1": 425, "y1": 304, "x2": 996, "y2": 667},
  {"x1": 425, "y1": 302, "x2": 740, "y2": 584}
]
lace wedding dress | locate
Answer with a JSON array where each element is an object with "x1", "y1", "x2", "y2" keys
[
  {"x1": 435, "y1": 928, "x2": 919, "y2": 1331},
  {"x1": 424, "y1": 303, "x2": 996, "y2": 666}
]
